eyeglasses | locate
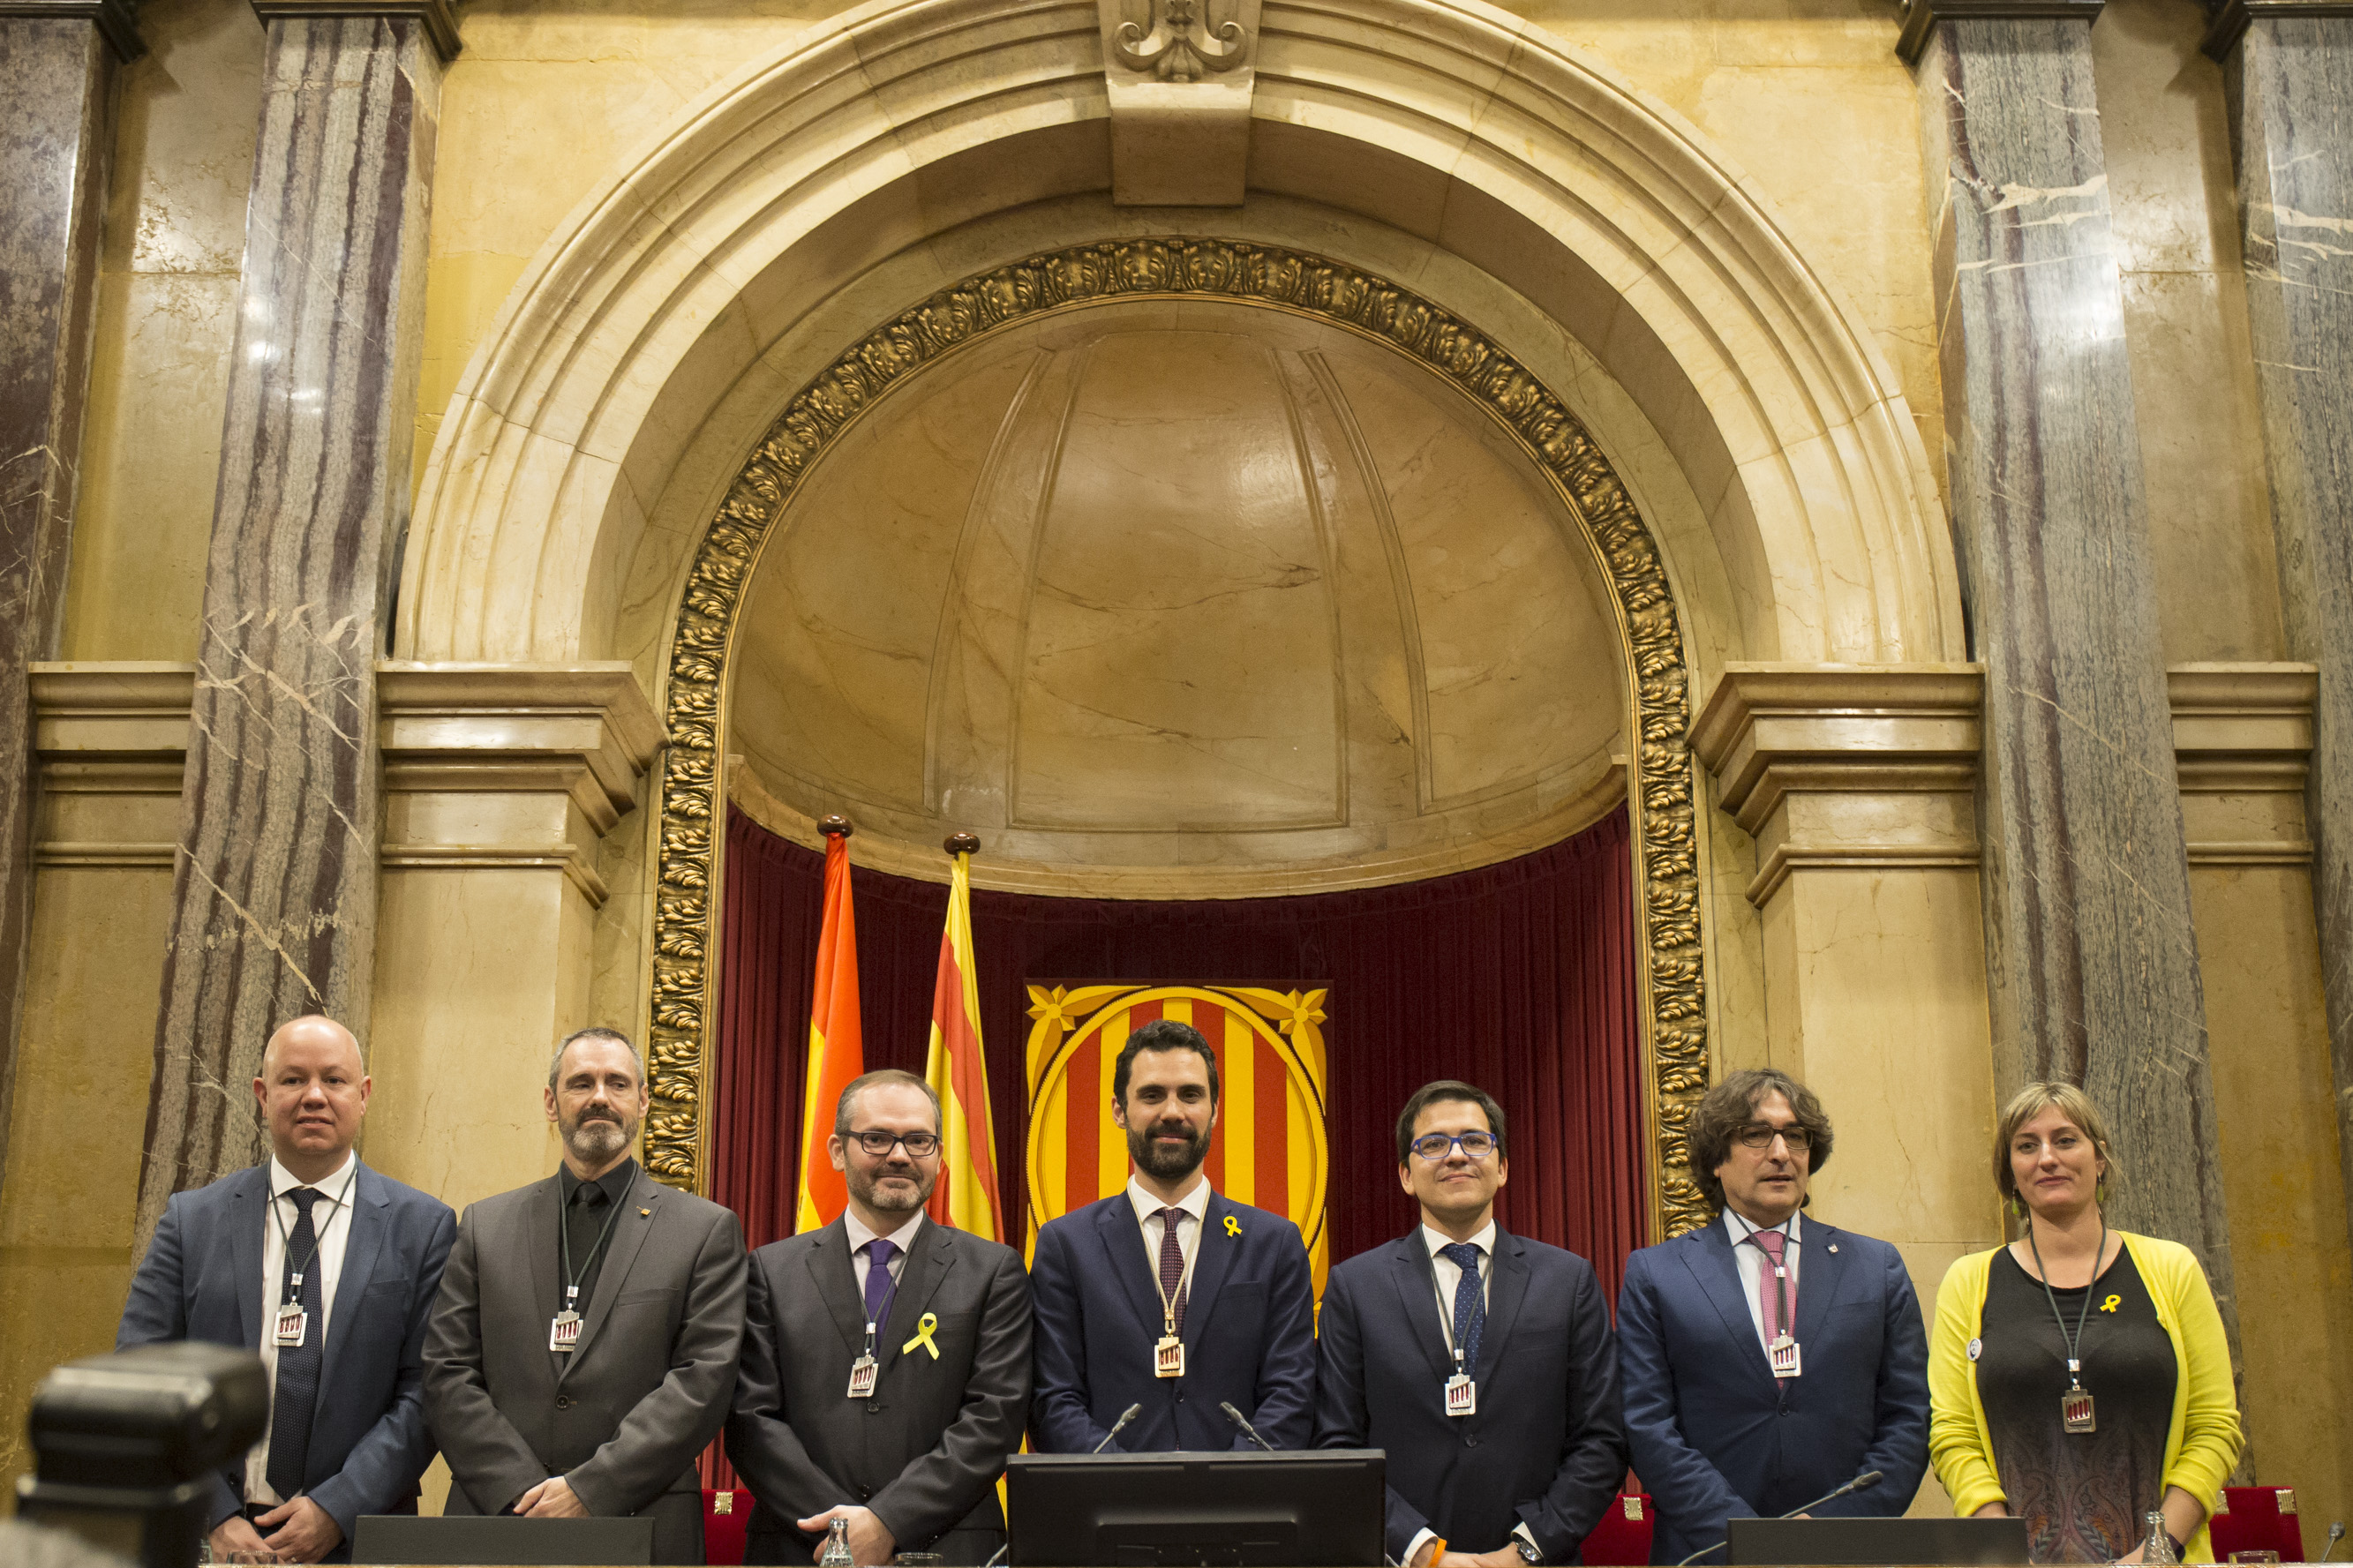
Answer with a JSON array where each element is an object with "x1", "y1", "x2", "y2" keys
[
  {"x1": 1409, "y1": 1131, "x2": 1500, "y2": 1161},
  {"x1": 847, "y1": 1129, "x2": 941, "y2": 1158},
  {"x1": 1732, "y1": 1123, "x2": 1812, "y2": 1152}
]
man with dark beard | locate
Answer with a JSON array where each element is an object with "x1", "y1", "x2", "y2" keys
[
  {"x1": 425, "y1": 1028, "x2": 748, "y2": 1563},
  {"x1": 1028, "y1": 1018, "x2": 1318, "y2": 1452},
  {"x1": 725, "y1": 1069, "x2": 1031, "y2": 1564}
]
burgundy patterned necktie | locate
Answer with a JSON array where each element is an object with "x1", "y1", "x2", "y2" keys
[{"x1": 1157, "y1": 1208, "x2": 1189, "y2": 1331}]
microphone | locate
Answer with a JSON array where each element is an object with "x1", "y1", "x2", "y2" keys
[
  {"x1": 1672, "y1": 1472, "x2": 1883, "y2": 1568},
  {"x1": 981, "y1": 1549, "x2": 1010, "y2": 1568},
  {"x1": 1092, "y1": 1402, "x2": 1144, "y2": 1454},
  {"x1": 1221, "y1": 1400, "x2": 1276, "y2": 1452},
  {"x1": 2319, "y1": 1522, "x2": 2345, "y2": 1564}
]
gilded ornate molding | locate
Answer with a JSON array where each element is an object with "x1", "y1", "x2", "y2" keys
[{"x1": 649, "y1": 238, "x2": 1710, "y2": 1238}]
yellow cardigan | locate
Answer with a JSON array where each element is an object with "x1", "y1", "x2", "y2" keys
[{"x1": 1928, "y1": 1232, "x2": 2243, "y2": 1562}]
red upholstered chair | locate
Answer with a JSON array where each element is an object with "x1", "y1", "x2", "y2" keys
[
  {"x1": 2208, "y1": 1487, "x2": 2305, "y2": 1563},
  {"x1": 1579, "y1": 1493, "x2": 1656, "y2": 1565},
  {"x1": 703, "y1": 1487, "x2": 750, "y2": 1566}
]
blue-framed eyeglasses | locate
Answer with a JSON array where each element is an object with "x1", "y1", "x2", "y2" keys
[{"x1": 1409, "y1": 1131, "x2": 1500, "y2": 1161}]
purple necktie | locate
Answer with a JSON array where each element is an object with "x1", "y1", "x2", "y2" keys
[
  {"x1": 1748, "y1": 1227, "x2": 1792, "y2": 1343},
  {"x1": 863, "y1": 1237, "x2": 898, "y2": 1337}
]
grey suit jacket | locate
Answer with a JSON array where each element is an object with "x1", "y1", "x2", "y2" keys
[
  {"x1": 725, "y1": 1218, "x2": 1031, "y2": 1560},
  {"x1": 422, "y1": 1162, "x2": 748, "y2": 1558}
]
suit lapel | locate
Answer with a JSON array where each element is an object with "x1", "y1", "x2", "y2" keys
[
  {"x1": 877, "y1": 1223, "x2": 957, "y2": 1377},
  {"x1": 1477, "y1": 1229, "x2": 1531, "y2": 1383},
  {"x1": 527, "y1": 1176, "x2": 564, "y2": 1375},
  {"x1": 1181, "y1": 1193, "x2": 1238, "y2": 1346},
  {"x1": 1792, "y1": 1217, "x2": 1849, "y2": 1349},
  {"x1": 559, "y1": 1168, "x2": 657, "y2": 1381},
  {"x1": 230, "y1": 1166, "x2": 268, "y2": 1349},
  {"x1": 317, "y1": 1164, "x2": 389, "y2": 1411},
  {"x1": 1095, "y1": 1194, "x2": 1169, "y2": 1342},
  {"x1": 802, "y1": 1219, "x2": 867, "y2": 1356},
  {"x1": 1386, "y1": 1233, "x2": 1452, "y2": 1384},
  {"x1": 1684, "y1": 1219, "x2": 1775, "y2": 1385}
]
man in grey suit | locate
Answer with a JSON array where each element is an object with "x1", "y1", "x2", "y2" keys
[
  {"x1": 424, "y1": 1027, "x2": 748, "y2": 1564},
  {"x1": 726, "y1": 1069, "x2": 1031, "y2": 1566},
  {"x1": 118, "y1": 1015, "x2": 455, "y2": 1564}
]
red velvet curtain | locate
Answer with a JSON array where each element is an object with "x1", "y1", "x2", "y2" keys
[{"x1": 710, "y1": 805, "x2": 1648, "y2": 1301}]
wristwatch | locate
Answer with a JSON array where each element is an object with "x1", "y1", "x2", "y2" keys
[{"x1": 1516, "y1": 1541, "x2": 1542, "y2": 1564}]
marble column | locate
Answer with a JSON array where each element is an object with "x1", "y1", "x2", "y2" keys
[
  {"x1": 0, "y1": 0, "x2": 139, "y2": 1204},
  {"x1": 138, "y1": 2, "x2": 456, "y2": 1244},
  {"x1": 2202, "y1": 0, "x2": 2353, "y2": 1273},
  {"x1": 1899, "y1": 1, "x2": 2240, "y2": 1299}
]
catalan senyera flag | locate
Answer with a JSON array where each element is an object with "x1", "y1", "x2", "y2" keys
[
  {"x1": 1024, "y1": 983, "x2": 1330, "y2": 1296},
  {"x1": 794, "y1": 826, "x2": 863, "y2": 1234},
  {"x1": 925, "y1": 845, "x2": 1004, "y2": 1242}
]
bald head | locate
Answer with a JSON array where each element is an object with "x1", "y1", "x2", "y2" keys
[{"x1": 252, "y1": 1015, "x2": 371, "y2": 1182}]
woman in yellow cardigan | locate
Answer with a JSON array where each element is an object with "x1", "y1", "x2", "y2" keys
[{"x1": 1928, "y1": 1083, "x2": 2240, "y2": 1564}]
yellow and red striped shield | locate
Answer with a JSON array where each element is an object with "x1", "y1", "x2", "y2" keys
[{"x1": 1024, "y1": 984, "x2": 1330, "y2": 1296}]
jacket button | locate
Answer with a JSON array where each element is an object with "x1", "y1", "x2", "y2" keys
[
  {"x1": 1464, "y1": 1434, "x2": 1480, "y2": 1447},
  {"x1": 556, "y1": 1396, "x2": 573, "y2": 1410}
]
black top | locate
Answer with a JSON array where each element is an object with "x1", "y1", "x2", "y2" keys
[
  {"x1": 556, "y1": 1158, "x2": 637, "y2": 1311},
  {"x1": 1977, "y1": 1243, "x2": 2176, "y2": 1563}
]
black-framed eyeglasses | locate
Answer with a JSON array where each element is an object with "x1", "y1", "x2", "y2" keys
[
  {"x1": 1732, "y1": 1123, "x2": 1812, "y2": 1152},
  {"x1": 847, "y1": 1129, "x2": 941, "y2": 1158},
  {"x1": 1409, "y1": 1131, "x2": 1500, "y2": 1161}
]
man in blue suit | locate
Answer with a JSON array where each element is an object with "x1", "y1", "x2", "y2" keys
[
  {"x1": 1029, "y1": 1018, "x2": 1316, "y2": 1452},
  {"x1": 1616, "y1": 1068, "x2": 1928, "y2": 1565},
  {"x1": 1315, "y1": 1080, "x2": 1627, "y2": 1568},
  {"x1": 118, "y1": 1015, "x2": 456, "y2": 1564}
]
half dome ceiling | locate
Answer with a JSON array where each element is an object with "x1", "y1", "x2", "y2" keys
[{"x1": 727, "y1": 297, "x2": 1630, "y2": 893}]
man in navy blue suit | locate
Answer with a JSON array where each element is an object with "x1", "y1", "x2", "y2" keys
[
  {"x1": 1028, "y1": 1018, "x2": 1316, "y2": 1452},
  {"x1": 1616, "y1": 1068, "x2": 1928, "y2": 1565},
  {"x1": 1315, "y1": 1080, "x2": 1627, "y2": 1568},
  {"x1": 118, "y1": 1015, "x2": 456, "y2": 1564}
]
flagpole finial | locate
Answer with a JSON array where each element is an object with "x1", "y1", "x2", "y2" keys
[
  {"x1": 945, "y1": 831, "x2": 981, "y2": 857},
  {"x1": 821, "y1": 814, "x2": 853, "y2": 839}
]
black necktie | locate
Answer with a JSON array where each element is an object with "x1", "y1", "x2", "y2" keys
[
  {"x1": 266, "y1": 1187, "x2": 324, "y2": 1501},
  {"x1": 568, "y1": 1181, "x2": 613, "y2": 1308}
]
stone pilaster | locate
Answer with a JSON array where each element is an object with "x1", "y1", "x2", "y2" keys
[
  {"x1": 137, "y1": 3, "x2": 456, "y2": 1244},
  {"x1": 1695, "y1": 665, "x2": 1996, "y2": 1328},
  {"x1": 1899, "y1": 1, "x2": 2240, "y2": 1304},
  {"x1": 2202, "y1": 0, "x2": 2353, "y2": 1279},
  {"x1": 0, "y1": 0, "x2": 138, "y2": 1205}
]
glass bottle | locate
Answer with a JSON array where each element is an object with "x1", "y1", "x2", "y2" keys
[
  {"x1": 2142, "y1": 1512, "x2": 2179, "y2": 1567},
  {"x1": 821, "y1": 1517, "x2": 857, "y2": 1567}
]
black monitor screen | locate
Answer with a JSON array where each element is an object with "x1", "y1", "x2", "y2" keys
[{"x1": 1006, "y1": 1449, "x2": 1387, "y2": 1567}]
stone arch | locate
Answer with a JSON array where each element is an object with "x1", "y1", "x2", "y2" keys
[{"x1": 395, "y1": 0, "x2": 1962, "y2": 669}]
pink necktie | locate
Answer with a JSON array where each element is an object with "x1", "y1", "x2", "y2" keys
[{"x1": 1748, "y1": 1227, "x2": 1791, "y2": 1342}]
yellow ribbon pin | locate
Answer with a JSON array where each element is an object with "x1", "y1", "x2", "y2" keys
[
  {"x1": 902, "y1": 1311, "x2": 941, "y2": 1359},
  {"x1": 1224, "y1": 1216, "x2": 1242, "y2": 1237},
  {"x1": 2101, "y1": 1294, "x2": 2121, "y2": 1313}
]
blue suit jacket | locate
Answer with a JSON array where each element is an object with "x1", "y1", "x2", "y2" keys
[
  {"x1": 1027, "y1": 1189, "x2": 1315, "y2": 1452},
  {"x1": 1314, "y1": 1227, "x2": 1628, "y2": 1564},
  {"x1": 1615, "y1": 1217, "x2": 1928, "y2": 1565},
  {"x1": 117, "y1": 1161, "x2": 458, "y2": 1538}
]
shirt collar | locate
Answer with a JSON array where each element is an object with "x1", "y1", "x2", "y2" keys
[
  {"x1": 268, "y1": 1152, "x2": 357, "y2": 1202},
  {"x1": 1723, "y1": 1207, "x2": 1801, "y2": 1246},
  {"x1": 1127, "y1": 1172, "x2": 1213, "y2": 1227},
  {"x1": 558, "y1": 1157, "x2": 638, "y2": 1207},
  {"x1": 844, "y1": 1205, "x2": 925, "y2": 1257},
  {"x1": 1421, "y1": 1219, "x2": 1498, "y2": 1258}
]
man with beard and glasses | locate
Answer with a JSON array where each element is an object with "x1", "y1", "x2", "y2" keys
[
  {"x1": 425, "y1": 1028, "x2": 748, "y2": 1563},
  {"x1": 1028, "y1": 1018, "x2": 1317, "y2": 1452},
  {"x1": 725, "y1": 1070, "x2": 1031, "y2": 1565}
]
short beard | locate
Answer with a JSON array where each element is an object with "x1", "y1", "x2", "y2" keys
[
  {"x1": 849, "y1": 1161, "x2": 937, "y2": 1214},
  {"x1": 1128, "y1": 1120, "x2": 1210, "y2": 1182},
  {"x1": 563, "y1": 1107, "x2": 635, "y2": 1166}
]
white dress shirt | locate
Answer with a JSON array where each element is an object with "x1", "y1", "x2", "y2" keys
[
  {"x1": 1125, "y1": 1173, "x2": 1212, "y2": 1324},
  {"x1": 246, "y1": 1152, "x2": 360, "y2": 1506},
  {"x1": 1724, "y1": 1207, "x2": 1803, "y2": 1349},
  {"x1": 1406, "y1": 1219, "x2": 1537, "y2": 1567},
  {"x1": 843, "y1": 1206, "x2": 923, "y2": 1319}
]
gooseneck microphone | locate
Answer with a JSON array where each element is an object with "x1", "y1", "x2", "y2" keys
[
  {"x1": 1092, "y1": 1402, "x2": 1145, "y2": 1454},
  {"x1": 2318, "y1": 1522, "x2": 2345, "y2": 1564},
  {"x1": 1671, "y1": 1471, "x2": 1884, "y2": 1568},
  {"x1": 1221, "y1": 1400, "x2": 1277, "y2": 1452}
]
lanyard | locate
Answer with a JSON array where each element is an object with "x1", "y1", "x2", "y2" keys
[
  {"x1": 270, "y1": 1162, "x2": 360, "y2": 1305},
  {"x1": 560, "y1": 1177, "x2": 630, "y2": 1314},
  {"x1": 1726, "y1": 1211, "x2": 1796, "y2": 1336},
  {"x1": 2025, "y1": 1219, "x2": 2107, "y2": 1392},
  {"x1": 1428, "y1": 1243, "x2": 1486, "y2": 1367}
]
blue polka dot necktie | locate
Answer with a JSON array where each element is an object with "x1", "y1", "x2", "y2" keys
[
  {"x1": 266, "y1": 1187, "x2": 324, "y2": 1501},
  {"x1": 1438, "y1": 1241, "x2": 1485, "y2": 1381}
]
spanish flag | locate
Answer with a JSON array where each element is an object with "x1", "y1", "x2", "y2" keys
[
  {"x1": 926, "y1": 836, "x2": 1004, "y2": 1242},
  {"x1": 794, "y1": 819, "x2": 863, "y2": 1234}
]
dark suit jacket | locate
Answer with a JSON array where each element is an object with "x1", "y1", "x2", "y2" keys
[
  {"x1": 1616, "y1": 1218, "x2": 1929, "y2": 1565},
  {"x1": 725, "y1": 1218, "x2": 1031, "y2": 1564},
  {"x1": 1028, "y1": 1189, "x2": 1315, "y2": 1453},
  {"x1": 1313, "y1": 1226, "x2": 1628, "y2": 1564},
  {"x1": 116, "y1": 1161, "x2": 457, "y2": 1540},
  {"x1": 422, "y1": 1163, "x2": 748, "y2": 1564}
]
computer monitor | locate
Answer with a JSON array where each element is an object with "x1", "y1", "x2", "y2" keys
[
  {"x1": 1726, "y1": 1515, "x2": 2032, "y2": 1566},
  {"x1": 1006, "y1": 1449, "x2": 1387, "y2": 1567}
]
